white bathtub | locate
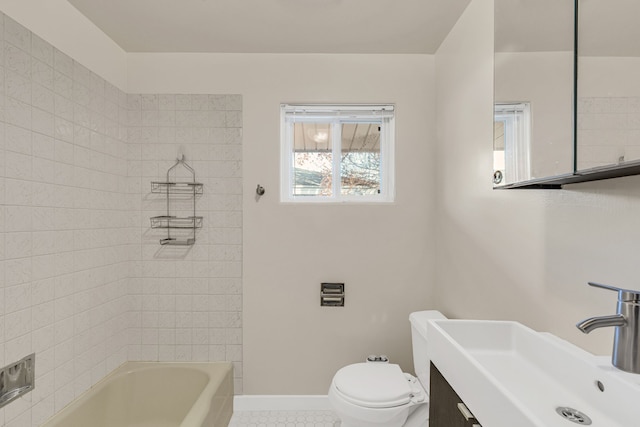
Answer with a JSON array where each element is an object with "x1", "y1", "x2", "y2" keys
[{"x1": 41, "y1": 362, "x2": 233, "y2": 427}]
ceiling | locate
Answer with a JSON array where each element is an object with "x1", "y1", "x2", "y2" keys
[
  {"x1": 496, "y1": 0, "x2": 640, "y2": 57},
  {"x1": 66, "y1": 0, "x2": 471, "y2": 54},
  {"x1": 495, "y1": 0, "x2": 574, "y2": 53},
  {"x1": 578, "y1": 0, "x2": 640, "y2": 57}
]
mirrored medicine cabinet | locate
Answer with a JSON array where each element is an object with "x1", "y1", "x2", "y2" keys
[{"x1": 493, "y1": 0, "x2": 640, "y2": 189}]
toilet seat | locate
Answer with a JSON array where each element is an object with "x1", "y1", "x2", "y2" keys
[
  {"x1": 332, "y1": 363, "x2": 426, "y2": 409},
  {"x1": 328, "y1": 311, "x2": 444, "y2": 427}
]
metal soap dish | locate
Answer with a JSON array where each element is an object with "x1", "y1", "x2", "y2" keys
[
  {"x1": 150, "y1": 157, "x2": 203, "y2": 246},
  {"x1": 0, "y1": 353, "x2": 35, "y2": 409}
]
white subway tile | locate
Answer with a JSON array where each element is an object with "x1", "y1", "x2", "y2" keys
[
  {"x1": 31, "y1": 34, "x2": 53, "y2": 66},
  {"x1": 4, "y1": 43, "x2": 30, "y2": 76},
  {"x1": 89, "y1": 72, "x2": 104, "y2": 96},
  {"x1": 6, "y1": 97, "x2": 31, "y2": 130},
  {"x1": 54, "y1": 117, "x2": 74, "y2": 143},
  {"x1": 174, "y1": 345, "x2": 191, "y2": 361},
  {"x1": 208, "y1": 95, "x2": 226, "y2": 111},
  {"x1": 5, "y1": 124, "x2": 29, "y2": 154},
  {"x1": 4, "y1": 333, "x2": 32, "y2": 364},
  {"x1": 175, "y1": 94, "x2": 191, "y2": 111},
  {"x1": 225, "y1": 111, "x2": 242, "y2": 128},
  {"x1": 72, "y1": 62, "x2": 91, "y2": 89},
  {"x1": 5, "y1": 308, "x2": 31, "y2": 341},
  {"x1": 158, "y1": 345, "x2": 175, "y2": 361},
  {"x1": 158, "y1": 94, "x2": 175, "y2": 111},
  {"x1": 32, "y1": 107, "x2": 55, "y2": 137},
  {"x1": 6, "y1": 69, "x2": 31, "y2": 103},
  {"x1": 4, "y1": 232, "x2": 31, "y2": 260},
  {"x1": 32, "y1": 133, "x2": 54, "y2": 160},
  {"x1": 126, "y1": 94, "x2": 141, "y2": 111},
  {"x1": 4, "y1": 409, "x2": 30, "y2": 427},
  {"x1": 209, "y1": 345, "x2": 225, "y2": 360},
  {"x1": 5, "y1": 178, "x2": 32, "y2": 206},
  {"x1": 32, "y1": 58, "x2": 54, "y2": 90},
  {"x1": 0, "y1": 24, "x2": 245, "y2": 413},
  {"x1": 140, "y1": 94, "x2": 158, "y2": 111},
  {"x1": 5, "y1": 257, "x2": 31, "y2": 286},
  {"x1": 32, "y1": 84, "x2": 55, "y2": 113},
  {"x1": 192, "y1": 345, "x2": 208, "y2": 361},
  {"x1": 32, "y1": 301, "x2": 54, "y2": 331},
  {"x1": 226, "y1": 344, "x2": 242, "y2": 362},
  {"x1": 4, "y1": 16, "x2": 30, "y2": 53},
  {"x1": 53, "y1": 70, "x2": 72, "y2": 99}
]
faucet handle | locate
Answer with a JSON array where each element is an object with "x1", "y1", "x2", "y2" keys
[{"x1": 588, "y1": 282, "x2": 640, "y2": 302}]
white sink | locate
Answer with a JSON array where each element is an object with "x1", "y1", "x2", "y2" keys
[{"x1": 427, "y1": 319, "x2": 640, "y2": 427}]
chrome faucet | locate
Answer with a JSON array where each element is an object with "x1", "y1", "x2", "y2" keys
[{"x1": 576, "y1": 282, "x2": 640, "y2": 374}]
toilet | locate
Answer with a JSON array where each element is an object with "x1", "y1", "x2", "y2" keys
[{"x1": 328, "y1": 310, "x2": 446, "y2": 427}]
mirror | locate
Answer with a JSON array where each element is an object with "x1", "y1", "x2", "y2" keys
[
  {"x1": 493, "y1": 0, "x2": 575, "y2": 187},
  {"x1": 576, "y1": 0, "x2": 640, "y2": 171}
]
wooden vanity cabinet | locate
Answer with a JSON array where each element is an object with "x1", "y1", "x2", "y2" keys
[{"x1": 429, "y1": 362, "x2": 482, "y2": 427}]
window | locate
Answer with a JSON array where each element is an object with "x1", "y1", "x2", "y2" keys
[
  {"x1": 494, "y1": 102, "x2": 531, "y2": 184},
  {"x1": 280, "y1": 104, "x2": 395, "y2": 202}
]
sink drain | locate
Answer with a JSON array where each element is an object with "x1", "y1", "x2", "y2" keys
[{"x1": 556, "y1": 407, "x2": 592, "y2": 425}]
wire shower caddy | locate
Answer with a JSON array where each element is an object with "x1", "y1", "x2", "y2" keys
[{"x1": 150, "y1": 157, "x2": 203, "y2": 245}]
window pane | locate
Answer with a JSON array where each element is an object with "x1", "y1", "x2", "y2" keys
[
  {"x1": 293, "y1": 122, "x2": 333, "y2": 196},
  {"x1": 341, "y1": 123, "x2": 381, "y2": 195},
  {"x1": 494, "y1": 103, "x2": 531, "y2": 184},
  {"x1": 281, "y1": 105, "x2": 394, "y2": 202},
  {"x1": 293, "y1": 122, "x2": 331, "y2": 151},
  {"x1": 293, "y1": 152, "x2": 332, "y2": 196}
]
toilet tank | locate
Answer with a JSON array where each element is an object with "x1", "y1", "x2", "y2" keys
[{"x1": 409, "y1": 310, "x2": 446, "y2": 393}]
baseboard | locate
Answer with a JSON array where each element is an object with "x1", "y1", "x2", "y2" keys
[{"x1": 233, "y1": 395, "x2": 331, "y2": 411}]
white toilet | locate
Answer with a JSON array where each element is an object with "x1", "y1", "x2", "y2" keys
[{"x1": 328, "y1": 310, "x2": 446, "y2": 427}]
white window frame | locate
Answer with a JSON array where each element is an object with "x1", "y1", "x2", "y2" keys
[
  {"x1": 494, "y1": 102, "x2": 531, "y2": 183},
  {"x1": 280, "y1": 104, "x2": 395, "y2": 203}
]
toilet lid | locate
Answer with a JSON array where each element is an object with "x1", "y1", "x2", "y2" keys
[{"x1": 333, "y1": 363, "x2": 413, "y2": 409}]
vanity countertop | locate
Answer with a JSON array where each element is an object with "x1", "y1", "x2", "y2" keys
[{"x1": 427, "y1": 319, "x2": 640, "y2": 427}]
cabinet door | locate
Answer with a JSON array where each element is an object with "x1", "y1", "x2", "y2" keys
[{"x1": 429, "y1": 362, "x2": 481, "y2": 427}]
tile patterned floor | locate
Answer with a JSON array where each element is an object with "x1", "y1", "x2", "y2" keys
[{"x1": 229, "y1": 410, "x2": 341, "y2": 427}]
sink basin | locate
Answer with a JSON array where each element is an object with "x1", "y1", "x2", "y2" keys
[{"x1": 427, "y1": 319, "x2": 640, "y2": 427}]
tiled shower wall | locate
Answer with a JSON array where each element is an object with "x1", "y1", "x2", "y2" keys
[
  {"x1": 0, "y1": 13, "x2": 131, "y2": 427},
  {"x1": 577, "y1": 96, "x2": 640, "y2": 169},
  {"x1": 0, "y1": 13, "x2": 243, "y2": 427},
  {"x1": 127, "y1": 93, "x2": 243, "y2": 392}
]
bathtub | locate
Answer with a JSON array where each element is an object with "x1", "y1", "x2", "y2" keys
[{"x1": 41, "y1": 362, "x2": 233, "y2": 427}]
